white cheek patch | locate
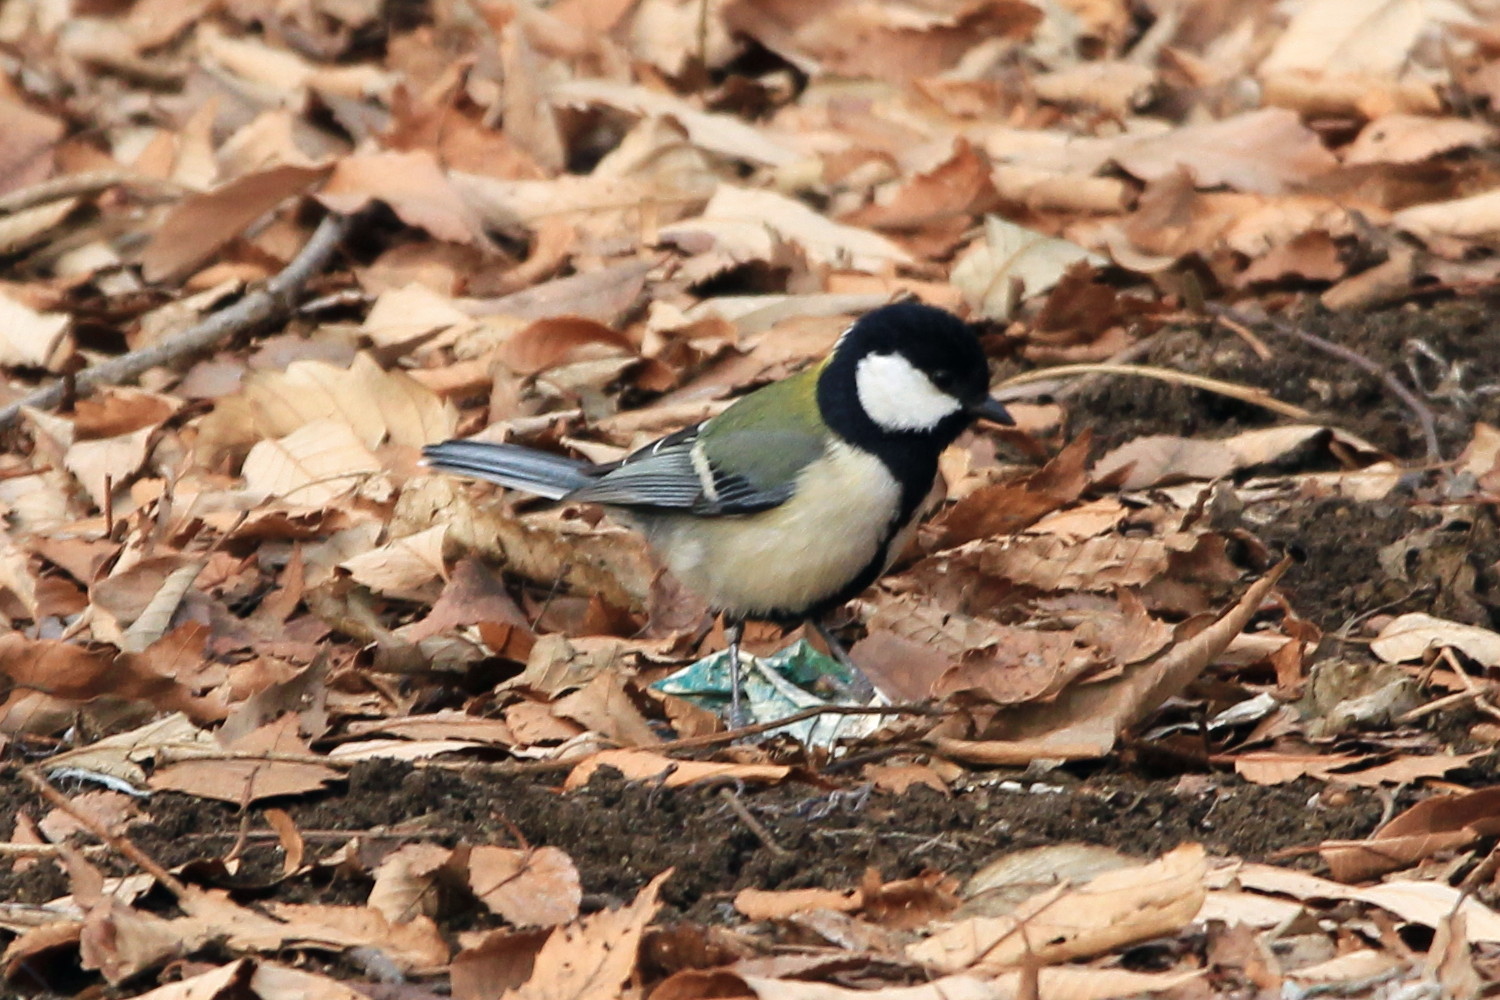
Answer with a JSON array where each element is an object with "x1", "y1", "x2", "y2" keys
[{"x1": 855, "y1": 353, "x2": 963, "y2": 432}]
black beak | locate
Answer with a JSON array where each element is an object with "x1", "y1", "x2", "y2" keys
[{"x1": 969, "y1": 397, "x2": 1013, "y2": 426}]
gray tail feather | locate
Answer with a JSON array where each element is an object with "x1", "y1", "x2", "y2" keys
[{"x1": 422, "y1": 440, "x2": 594, "y2": 500}]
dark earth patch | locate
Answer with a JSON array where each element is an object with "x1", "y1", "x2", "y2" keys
[
  {"x1": 0, "y1": 760, "x2": 1387, "y2": 932},
  {"x1": 1072, "y1": 299, "x2": 1500, "y2": 458}
]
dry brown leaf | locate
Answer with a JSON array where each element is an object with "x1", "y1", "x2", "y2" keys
[
  {"x1": 499, "y1": 20, "x2": 565, "y2": 175},
  {"x1": 952, "y1": 215, "x2": 1104, "y2": 321},
  {"x1": 1241, "y1": 230, "x2": 1346, "y2": 286},
  {"x1": 552, "y1": 80, "x2": 800, "y2": 167},
  {"x1": 564, "y1": 749, "x2": 789, "y2": 790},
  {"x1": 660, "y1": 185, "x2": 912, "y2": 280},
  {"x1": 738, "y1": 968, "x2": 1200, "y2": 1000},
  {"x1": 399, "y1": 557, "x2": 530, "y2": 643},
  {"x1": 935, "y1": 561, "x2": 1288, "y2": 763},
  {"x1": 198, "y1": 25, "x2": 393, "y2": 98},
  {"x1": 0, "y1": 633, "x2": 212, "y2": 723},
  {"x1": 236, "y1": 352, "x2": 456, "y2": 450},
  {"x1": 1370, "y1": 613, "x2": 1500, "y2": 666},
  {"x1": 1033, "y1": 61, "x2": 1157, "y2": 116},
  {"x1": 320, "y1": 150, "x2": 488, "y2": 245},
  {"x1": 0, "y1": 97, "x2": 63, "y2": 196},
  {"x1": 1394, "y1": 188, "x2": 1500, "y2": 242},
  {"x1": 1112, "y1": 109, "x2": 1337, "y2": 194},
  {"x1": 931, "y1": 629, "x2": 1104, "y2": 705},
  {"x1": 346, "y1": 711, "x2": 518, "y2": 746},
  {"x1": 1458, "y1": 422, "x2": 1500, "y2": 487},
  {"x1": 863, "y1": 869, "x2": 961, "y2": 929},
  {"x1": 843, "y1": 140, "x2": 998, "y2": 234},
  {"x1": 79, "y1": 898, "x2": 182, "y2": 985},
  {"x1": 39, "y1": 791, "x2": 139, "y2": 844},
  {"x1": 468, "y1": 846, "x2": 582, "y2": 927},
  {"x1": 497, "y1": 317, "x2": 634, "y2": 375},
  {"x1": 722, "y1": 0, "x2": 1040, "y2": 81},
  {"x1": 1329, "y1": 753, "x2": 1484, "y2": 789},
  {"x1": 361, "y1": 282, "x2": 475, "y2": 348},
  {"x1": 908, "y1": 843, "x2": 1207, "y2": 973},
  {"x1": 0, "y1": 529, "x2": 40, "y2": 621},
  {"x1": 464, "y1": 258, "x2": 655, "y2": 326},
  {"x1": 1321, "y1": 786, "x2": 1500, "y2": 883},
  {"x1": 1260, "y1": 0, "x2": 1429, "y2": 79},
  {"x1": 1092, "y1": 436, "x2": 1236, "y2": 490},
  {"x1": 0, "y1": 290, "x2": 71, "y2": 369},
  {"x1": 1428, "y1": 911, "x2": 1484, "y2": 1000},
  {"x1": 149, "y1": 715, "x2": 339, "y2": 803},
  {"x1": 506, "y1": 699, "x2": 588, "y2": 746},
  {"x1": 450, "y1": 927, "x2": 554, "y2": 1000},
  {"x1": 1093, "y1": 425, "x2": 1374, "y2": 491},
  {"x1": 865, "y1": 762, "x2": 948, "y2": 795},
  {"x1": 552, "y1": 672, "x2": 661, "y2": 748},
  {"x1": 241, "y1": 419, "x2": 382, "y2": 506},
  {"x1": 117, "y1": 560, "x2": 206, "y2": 653},
  {"x1": 1233, "y1": 752, "x2": 1373, "y2": 786},
  {"x1": 117, "y1": 960, "x2": 370, "y2": 1000},
  {"x1": 1236, "y1": 864, "x2": 1500, "y2": 942},
  {"x1": 978, "y1": 531, "x2": 1193, "y2": 594},
  {"x1": 1345, "y1": 114, "x2": 1495, "y2": 165},
  {"x1": 735, "y1": 887, "x2": 862, "y2": 921},
  {"x1": 368, "y1": 843, "x2": 455, "y2": 924},
  {"x1": 140, "y1": 165, "x2": 330, "y2": 281},
  {"x1": 963, "y1": 844, "x2": 1137, "y2": 909},
  {"x1": 475, "y1": 506, "x2": 657, "y2": 614},
  {"x1": 175, "y1": 889, "x2": 448, "y2": 970},
  {"x1": 506, "y1": 868, "x2": 670, "y2": 1000},
  {"x1": 340, "y1": 524, "x2": 448, "y2": 601}
]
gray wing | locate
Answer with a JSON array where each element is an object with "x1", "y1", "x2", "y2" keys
[{"x1": 566, "y1": 422, "x2": 801, "y2": 515}]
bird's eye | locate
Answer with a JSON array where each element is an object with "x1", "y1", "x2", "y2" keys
[{"x1": 929, "y1": 370, "x2": 955, "y2": 391}]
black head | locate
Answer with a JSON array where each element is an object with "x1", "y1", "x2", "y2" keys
[{"x1": 818, "y1": 302, "x2": 1006, "y2": 448}]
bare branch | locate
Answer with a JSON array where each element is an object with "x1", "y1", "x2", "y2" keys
[{"x1": 0, "y1": 210, "x2": 357, "y2": 428}]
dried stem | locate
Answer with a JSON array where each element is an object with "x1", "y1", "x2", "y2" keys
[
  {"x1": 21, "y1": 766, "x2": 190, "y2": 901},
  {"x1": 1208, "y1": 302, "x2": 1443, "y2": 463},
  {"x1": 999, "y1": 361, "x2": 1311, "y2": 420},
  {"x1": 0, "y1": 210, "x2": 357, "y2": 428},
  {"x1": 719, "y1": 786, "x2": 789, "y2": 856},
  {"x1": 0, "y1": 170, "x2": 188, "y2": 216}
]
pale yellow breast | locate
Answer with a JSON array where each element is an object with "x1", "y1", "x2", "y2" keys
[{"x1": 645, "y1": 440, "x2": 900, "y2": 619}]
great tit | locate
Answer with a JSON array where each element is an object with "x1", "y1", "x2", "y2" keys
[{"x1": 423, "y1": 302, "x2": 1012, "y2": 719}]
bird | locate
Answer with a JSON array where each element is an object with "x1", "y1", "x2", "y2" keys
[{"x1": 423, "y1": 302, "x2": 1012, "y2": 722}]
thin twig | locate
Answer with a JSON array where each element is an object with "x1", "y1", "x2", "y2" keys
[
  {"x1": 21, "y1": 766, "x2": 190, "y2": 901},
  {"x1": 998, "y1": 334, "x2": 1158, "y2": 404},
  {"x1": 719, "y1": 786, "x2": 789, "y2": 856},
  {"x1": 1443, "y1": 647, "x2": 1500, "y2": 722},
  {"x1": 1398, "y1": 686, "x2": 1488, "y2": 723},
  {"x1": 0, "y1": 170, "x2": 188, "y2": 216},
  {"x1": 150, "y1": 704, "x2": 943, "y2": 779},
  {"x1": 0, "y1": 210, "x2": 357, "y2": 428},
  {"x1": 1208, "y1": 302, "x2": 1442, "y2": 463},
  {"x1": 1214, "y1": 312, "x2": 1275, "y2": 361},
  {"x1": 998, "y1": 361, "x2": 1311, "y2": 419},
  {"x1": 0, "y1": 842, "x2": 109, "y2": 858},
  {"x1": 650, "y1": 702, "x2": 946, "y2": 753},
  {"x1": 155, "y1": 747, "x2": 359, "y2": 769}
]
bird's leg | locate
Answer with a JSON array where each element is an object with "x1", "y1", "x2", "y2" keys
[
  {"x1": 726, "y1": 618, "x2": 747, "y2": 728},
  {"x1": 811, "y1": 620, "x2": 875, "y2": 702}
]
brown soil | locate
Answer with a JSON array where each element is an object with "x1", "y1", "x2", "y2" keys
[{"x1": 0, "y1": 761, "x2": 1390, "y2": 930}]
